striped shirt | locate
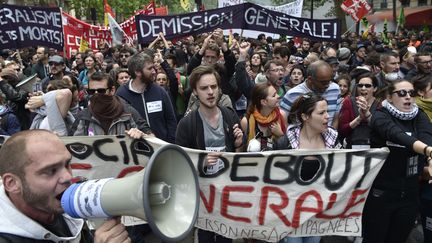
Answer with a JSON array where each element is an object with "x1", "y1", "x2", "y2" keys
[{"x1": 280, "y1": 82, "x2": 341, "y2": 126}]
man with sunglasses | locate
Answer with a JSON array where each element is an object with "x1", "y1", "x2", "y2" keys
[
  {"x1": 40, "y1": 55, "x2": 70, "y2": 92},
  {"x1": 118, "y1": 46, "x2": 135, "y2": 69},
  {"x1": 72, "y1": 72, "x2": 151, "y2": 137},
  {"x1": 405, "y1": 52, "x2": 432, "y2": 80}
]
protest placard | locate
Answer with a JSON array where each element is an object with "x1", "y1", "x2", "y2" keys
[
  {"x1": 136, "y1": 3, "x2": 341, "y2": 44},
  {"x1": 0, "y1": 4, "x2": 63, "y2": 50}
]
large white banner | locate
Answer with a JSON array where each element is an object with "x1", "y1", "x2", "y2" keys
[
  {"x1": 54, "y1": 135, "x2": 388, "y2": 241},
  {"x1": 218, "y1": 0, "x2": 304, "y2": 17},
  {"x1": 218, "y1": 0, "x2": 304, "y2": 39}
]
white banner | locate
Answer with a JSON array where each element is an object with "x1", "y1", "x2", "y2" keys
[
  {"x1": 217, "y1": 0, "x2": 304, "y2": 39},
  {"x1": 52, "y1": 135, "x2": 389, "y2": 241},
  {"x1": 218, "y1": 0, "x2": 304, "y2": 17}
]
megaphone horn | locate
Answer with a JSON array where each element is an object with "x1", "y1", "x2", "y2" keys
[{"x1": 61, "y1": 144, "x2": 199, "y2": 242}]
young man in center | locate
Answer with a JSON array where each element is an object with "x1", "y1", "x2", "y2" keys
[{"x1": 175, "y1": 65, "x2": 243, "y2": 242}]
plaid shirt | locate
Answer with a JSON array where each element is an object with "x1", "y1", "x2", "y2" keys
[{"x1": 286, "y1": 124, "x2": 339, "y2": 149}]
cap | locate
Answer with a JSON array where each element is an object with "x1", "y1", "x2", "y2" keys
[
  {"x1": 325, "y1": 56, "x2": 339, "y2": 65},
  {"x1": 48, "y1": 55, "x2": 64, "y2": 64},
  {"x1": 356, "y1": 44, "x2": 366, "y2": 51},
  {"x1": 337, "y1": 47, "x2": 351, "y2": 61}
]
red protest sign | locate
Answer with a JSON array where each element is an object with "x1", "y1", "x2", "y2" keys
[{"x1": 341, "y1": 0, "x2": 372, "y2": 22}]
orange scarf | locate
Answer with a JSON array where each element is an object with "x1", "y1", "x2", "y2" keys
[{"x1": 247, "y1": 107, "x2": 286, "y2": 143}]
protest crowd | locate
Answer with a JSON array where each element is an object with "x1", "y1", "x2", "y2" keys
[{"x1": 0, "y1": 2, "x2": 432, "y2": 243}]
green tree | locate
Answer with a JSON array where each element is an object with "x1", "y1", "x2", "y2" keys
[{"x1": 66, "y1": 0, "x2": 181, "y2": 23}]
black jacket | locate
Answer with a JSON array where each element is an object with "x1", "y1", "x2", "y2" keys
[
  {"x1": 175, "y1": 106, "x2": 240, "y2": 152},
  {"x1": 0, "y1": 80, "x2": 30, "y2": 130},
  {"x1": 370, "y1": 108, "x2": 432, "y2": 191}
]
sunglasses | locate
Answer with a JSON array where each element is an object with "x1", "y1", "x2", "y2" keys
[
  {"x1": 87, "y1": 88, "x2": 110, "y2": 95},
  {"x1": 392, "y1": 89, "x2": 415, "y2": 97},
  {"x1": 357, "y1": 83, "x2": 373, "y2": 88},
  {"x1": 49, "y1": 62, "x2": 63, "y2": 66}
]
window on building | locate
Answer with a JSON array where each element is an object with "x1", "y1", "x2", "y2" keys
[
  {"x1": 400, "y1": 0, "x2": 410, "y2": 7},
  {"x1": 418, "y1": 0, "x2": 427, "y2": 6}
]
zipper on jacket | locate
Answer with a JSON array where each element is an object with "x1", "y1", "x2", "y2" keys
[{"x1": 141, "y1": 93, "x2": 150, "y2": 127}]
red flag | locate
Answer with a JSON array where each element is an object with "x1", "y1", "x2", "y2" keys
[
  {"x1": 155, "y1": 6, "x2": 168, "y2": 15},
  {"x1": 144, "y1": 0, "x2": 156, "y2": 15},
  {"x1": 341, "y1": 0, "x2": 372, "y2": 22}
]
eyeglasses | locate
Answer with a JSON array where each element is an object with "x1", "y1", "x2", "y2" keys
[
  {"x1": 87, "y1": 88, "x2": 110, "y2": 95},
  {"x1": 392, "y1": 89, "x2": 415, "y2": 97},
  {"x1": 418, "y1": 60, "x2": 432, "y2": 65},
  {"x1": 269, "y1": 68, "x2": 284, "y2": 73},
  {"x1": 357, "y1": 83, "x2": 373, "y2": 88},
  {"x1": 49, "y1": 62, "x2": 62, "y2": 66}
]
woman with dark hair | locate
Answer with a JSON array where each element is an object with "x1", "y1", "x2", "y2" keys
[
  {"x1": 284, "y1": 65, "x2": 305, "y2": 91},
  {"x1": 412, "y1": 74, "x2": 432, "y2": 243},
  {"x1": 241, "y1": 82, "x2": 287, "y2": 152},
  {"x1": 339, "y1": 73, "x2": 379, "y2": 148},
  {"x1": 275, "y1": 93, "x2": 339, "y2": 243},
  {"x1": 247, "y1": 53, "x2": 264, "y2": 81},
  {"x1": 78, "y1": 55, "x2": 98, "y2": 88},
  {"x1": 363, "y1": 79, "x2": 432, "y2": 243},
  {"x1": 115, "y1": 68, "x2": 130, "y2": 87}
]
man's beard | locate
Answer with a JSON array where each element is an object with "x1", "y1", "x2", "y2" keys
[
  {"x1": 139, "y1": 75, "x2": 153, "y2": 85},
  {"x1": 21, "y1": 179, "x2": 61, "y2": 215}
]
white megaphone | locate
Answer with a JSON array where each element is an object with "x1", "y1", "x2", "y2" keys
[{"x1": 61, "y1": 144, "x2": 199, "y2": 242}]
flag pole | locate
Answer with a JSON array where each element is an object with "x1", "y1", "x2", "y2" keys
[{"x1": 342, "y1": 23, "x2": 357, "y2": 36}]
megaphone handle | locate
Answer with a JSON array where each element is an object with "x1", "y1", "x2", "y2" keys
[{"x1": 87, "y1": 218, "x2": 110, "y2": 230}]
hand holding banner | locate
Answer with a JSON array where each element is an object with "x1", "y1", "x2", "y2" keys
[
  {"x1": 136, "y1": 3, "x2": 341, "y2": 44},
  {"x1": 53, "y1": 135, "x2": 387, "y2": 241}
]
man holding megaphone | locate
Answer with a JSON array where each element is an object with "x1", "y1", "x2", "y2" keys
[{"x1": 0, "y1": 130, "x2": 131, "y2": 243}]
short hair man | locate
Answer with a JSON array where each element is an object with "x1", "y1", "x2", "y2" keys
[
  {"x1": 118, "y1": 46, "x2": 135, "y2": 68},
  {"x1": 0, "y1": 130, "x2": 130, "y2": 242},
  {"x1": 32, "y1": 46, "x2": 50, "y2": 79},
  {"x1": 116, "y1": 52, "x2": 177, "y2": 143},
  {"x1": 41, "y1": 55, "x2": 68, "y2": 92},
  {"x1": 294, "y1": 38, "x2": 311, "y2": 59},
  {"x1": 264, "y1": 60, "x2": 286, "y2": 96},
  {"x1": 272, "y1": 46, "x2": 290, "y2": 68},
  {"x1": 186, "y1": 29, "x2": 237, "y2": 98},
  {"x1": 176, "y1": 66, "x2": 242, "y2": 243},
  {"x1": 280, "y1": 60, "x2": 341, "y2": 128},
  {"x1": 73, "y1": 72, "x2": 151, "y2": 136},
  {"x1": 405, "y1": 52, "x2": 432, "y2": 80},
  {"x1": 375, "y1": 52, "x2": 402, "y2": 97}
]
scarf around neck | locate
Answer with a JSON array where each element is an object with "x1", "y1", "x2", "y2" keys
[
  {"x1": 416, "y1": 97, "x2": 432, "y2": 121},
  {"x1": 90, "y1": 94, "x2": 124, "y2": 133},
  {"x1": 247, "y1": 107, "x2": 286, "y2": 143},
  {"x1": 382, "y1": 99, "x2": 418, "y2": 121}
]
